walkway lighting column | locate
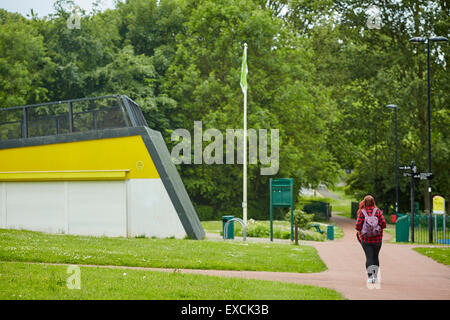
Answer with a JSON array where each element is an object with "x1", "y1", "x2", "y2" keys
[{"x1": 409, "y1": 36, "x2": 448, "y2": 243}]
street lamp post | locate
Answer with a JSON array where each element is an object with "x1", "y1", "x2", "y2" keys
[
  {"x1": 410, "y1": 36, "x2": 448, "y2": 243},
  {"x1": 386, "y1": 104, "x2": 399, "y2": 215}
]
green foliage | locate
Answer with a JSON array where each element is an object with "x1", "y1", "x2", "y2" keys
[
  {"x1": 247, "y1": 223, "x2": 276, "y2": 238},
  {"x1": 236, "y1": 220, "x2": 291, "y2": 239},
  {"x1": 161, "y1": 0, "x2": 340, "y2": 218},
  {"x1": 286, "y1": 209, "x2": 314, "y2": 230},
  {"x1": 297, "y1": 229, "x2": 325, "y2": 242},
  {"x1": 290, "y1": 0, "x2": 450, "y2": 211},
  {"x1": 234, "y1": 220, "x2": 324, "y2": 241},
  {"x1": 0, "y1": 9, "x2": 53, "y2": 107},
  {"x1": 195, "y1": 204, "x2": 216, "y2": 221}
]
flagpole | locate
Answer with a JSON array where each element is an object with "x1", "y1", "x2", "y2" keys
[{"x1": 243, "y1": 43, "x2": 248, "y2": 226}]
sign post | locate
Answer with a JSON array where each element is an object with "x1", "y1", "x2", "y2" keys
[
  {"x1": 400, "y1": 161, "x2": 417, "y2": 242},
  {"x1": 433, "y1": 196, "x2": 446, "y2": 244},
  {"x1": 270, "y1": 178, "x2": 294, "y2": 242},
  {"x1": 400, "y1": 161, "x2": 434, "y2": 243},
  {"x1": 399, "y1": 161, "x2": 433, "y2": 242}
]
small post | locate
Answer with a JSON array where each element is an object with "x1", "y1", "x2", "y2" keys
[
  {"x1": 434, "y1": 214, "x2": 437, "y2": 243},
  {"x1": 294, "y1": 223, "x2": 298, "y2": 245},
  {"x1": 68, "y1": 102, "x2": 74, "y2": 133},
  {"x1": 56, "y1": 117, "x2": 60, "y2": 135},
  {"x1": 22, "y1": 107, "x2": 28, "y2": 138},
  {"x1": 93, "y1": 111, "x2": 98, "y2": 130},
  {"x1": 290, "y1": 179, "x2": 294, "y2": 242},
  {"x1": 444, "y1": 211, "x2": 446, "y2": 245}
]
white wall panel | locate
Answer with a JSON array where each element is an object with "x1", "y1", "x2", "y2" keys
[
  {"x1": 1, "y1": 182, "x2": 6, "y2": 228},
  {"x1": 2, "y1": 179, "x2": 186, "y2": 239},
  {"x1": 127, "y1": 179, "x2": 186, "y2": 239},
  {"x1": 5, "y1": 182, "x2": 66, "y2": 233},
  {"x1": 67, "y1": 181, "x2": 126, "y2": 237}
]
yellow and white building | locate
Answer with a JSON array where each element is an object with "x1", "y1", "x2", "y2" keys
[{"x1": 0, "y1": 95, "x2": 205, "y2": 239}]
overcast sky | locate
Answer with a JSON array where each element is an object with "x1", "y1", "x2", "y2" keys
[{"x1": 0, "y1": 0, "x2": 116, "y2": 17}]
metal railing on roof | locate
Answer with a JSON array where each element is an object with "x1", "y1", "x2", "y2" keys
[{"x1": 0, "y1": 95, "x2": 148, "y2": 140}]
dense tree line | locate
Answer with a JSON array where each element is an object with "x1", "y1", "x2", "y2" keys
[{"x1": 0, "y1": 0, "x2": 448, "y2": 219}]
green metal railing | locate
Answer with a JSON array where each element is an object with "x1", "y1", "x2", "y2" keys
[
  {"x1": 0, "y1": 95, "x2": 147, "y2": 141},
  {"x1": 395, "y1": 213, "x2": 449, "y2": 244}
]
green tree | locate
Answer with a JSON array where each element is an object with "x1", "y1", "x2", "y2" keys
[
  {"x1": 0, "y1": 10, "x2": 53, "y2": 108},
  {"x1": 287, "y1": 0, "x2": 449, "y2": 211},
  {"x1": 164, "y1": 0, "x2": 340, "y2": 219}
]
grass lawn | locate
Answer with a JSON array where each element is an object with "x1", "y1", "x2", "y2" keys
[
  {"x1": 413, "y1": 247, "x2": 450, "y2": 266},
  {"x1": 0, "y1": 261, "x2": 344, "y2": 300},
  {"x1": 0, "y1": 228, "x2": 326, "y2": 273}
]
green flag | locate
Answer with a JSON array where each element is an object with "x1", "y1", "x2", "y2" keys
[{"x1": 240, "y1": 43, "x2": 248, "y2": 93}]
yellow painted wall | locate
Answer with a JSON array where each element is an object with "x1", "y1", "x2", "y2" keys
[{"x1": 0, "y1": 135, "x2": 159, "y2": 180}]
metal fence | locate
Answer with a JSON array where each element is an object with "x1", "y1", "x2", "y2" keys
[
  {"x1": 396, "y1": 214, "x2": 449, "y2": 244},
  {"x1": 0, "y1": 95, "x2": 147, "y2": 140}
]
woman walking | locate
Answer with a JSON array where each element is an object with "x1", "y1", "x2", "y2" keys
[{"x1": 355, "y1": 195, "x2": 386, "y2": 284}]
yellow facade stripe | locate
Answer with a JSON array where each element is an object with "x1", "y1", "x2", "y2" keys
[
  {"x1": 0, "y1": 135, "x2": 159, "y2": 180},
  {"x1": 0, "y1": 170, "x2": 128, "y2": 181}
]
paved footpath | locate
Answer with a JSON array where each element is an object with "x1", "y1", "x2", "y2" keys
[{"x1": 182, "y1": 215, "x2": 450, "y2": 300}]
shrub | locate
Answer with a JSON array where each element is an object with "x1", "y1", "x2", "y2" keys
[
  {"x1": 196, "y1": 205, "x2": 215, "y2": 221},
  {"x1": 285, "y1": 209, "x2": 314, "y2": 229},
  {"x1": 287, "y1": 210, "x2": 319, "y2": 244},
  {"x1": 233, "y1": 219, "x2": 323, "y2": 241},
  {"x1": 298, "y1": 229, "x2": 324, "y2": 242}
]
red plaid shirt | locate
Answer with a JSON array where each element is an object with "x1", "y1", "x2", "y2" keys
[{"x1": 355, "y1": 206, "x2": 386, "y2": 243}]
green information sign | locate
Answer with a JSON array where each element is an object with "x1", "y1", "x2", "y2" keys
[{"x1": 270, "y1": 178, "x2": 294, "y2": 242}]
